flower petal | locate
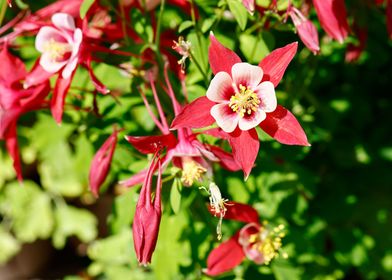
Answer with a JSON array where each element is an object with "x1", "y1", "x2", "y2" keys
[
  {"x1": 207, "y1": 145, "x2": 241, "y2": 171},
  {"x1": 62, "y1": 28, "x2": 82, "y2": 79},
  {"x1": 52, "y1": 13, "x2": 76, "y2": 31},
  {"x1": 223, "y1": 202, "x2": 260, "y2": 224},
  {"x1": 228, "y1": 128, "x2": 259, "y2": 179},
  {"x1": 204, "y1": 231, "x2": 245, "y2": 276},
  {"x1": 312, "y1": 0, "x2": 349, "y2": 43},
  {"x1": 231, "y1": 62, "x2": 263, "y2": 88},
  {"x1": 211, "y1": 103, "x2": 239, "y2": 133},
  {"x1": 5, "y1": 123, "x2": 23, "y2": 181},
  {"x1": 0, "y1": 45, "x2": 27, "y2": 87},
  {"x1": 259, "y1": 42, "x2": 298, "y2": 87},
  {"x1": 35, "y1": 26, "x2": 66, "y2": 52},
  {"x1": 206, "y1": 71, "x2": 234, "y2": 102},
  {"x1": 259, "y1": 105, "x2": 310, "y2": 146},
  {"x1": 238, "y1": 109, "x2": 266, "y2": 131},
  {"x1": 24, "y1": 61, "x2": 53, "y2": 88},
  {"x1": 125, "y1": 133, "x2": 177, "y2": 154},
  {"x1": 208, "y1": 33, "x2": 242, "y2": 75},
  {"x1": 40, "y1": 53, "x2": 67, "y2": 73},
  {"x1": 171, "y1": 96, "x2": 215, "y2": 130},
  {"x1": 50, "y1": 74, "x2": 73, "y2": 124},
  {"x1": 254, "y1": 81, "x2": 277, "y2": 113}
]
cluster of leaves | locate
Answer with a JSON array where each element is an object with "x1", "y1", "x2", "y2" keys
[{"x1": 1, "y1": 0, "x2": 392, "y2": 279}]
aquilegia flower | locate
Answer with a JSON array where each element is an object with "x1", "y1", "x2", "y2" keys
[
  {"x1": 205, "y1": 202, "x2": 286, "y2": 276},
  {"x1": 171, "y1": 34, "x2": 309, "y2": 178}
]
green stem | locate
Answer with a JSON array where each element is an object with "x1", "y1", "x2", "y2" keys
[
  {"x1": 0, "y1": 0, "x2": 7, "y2": 27},
  {"x1": 189, "y1": 51, "x2": 209, "y2": 84},
  {"x1": 155, "y1": 0, "x2": 166, "y2": 50}
]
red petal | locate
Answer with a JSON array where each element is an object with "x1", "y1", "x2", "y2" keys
[
  {"x1": 171, "y1": 96, "x2": 215, "y2": 130},
  {"x1": 208, "y1": 33, "x2": 242, "y2": 75},
  {"x1": 24, "y1": 60, "x2": 53, "y2": 89},
  {"x1": 125, "y1": 133, "x2": 177, "y2": 154},
  {"x1": 228, "y1": 128, "x2": 259, "y2": 179},
  {"x1": 259, "y1": 42, "x2": 298, "y2": 87},
  {"x1": 207, "y1": 145, "x2": 241, "y2": 171},
  {"x1": 312, "y1": 0, "x2": 350, "y2": 43},
  {"x1": 260, "y1": 105, "x2": 310, "y2": 146},
  {"x1": 201, "y1": 127, "x2": 230, "y2": 140},
  {"x1": 223, "y1": 202, "x2": 260, "y2": 224},
  {"x1": 50, "y1": 74, "x2": 73, "y2": 124},
  {"x1": 0, "y1": 45, "x2": 27, "y2": 87},
  {"x1": 5, "y1": 123, "x2": 23, "y2": 181},
  {"x1": 89, "y1": 129, "x2": 119, "y2": 196},
  {"x1": 204, "y1": 231, "x2": 245, "y2": 276}
]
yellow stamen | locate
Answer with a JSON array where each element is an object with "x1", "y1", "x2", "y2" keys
[
  {"x1": 181, "y1": 158, "x2": 206, "y2": 186},
  {"x1": 229, "y1": 84, "x2": 260, "y2": 117},
  {"x1": 43, "y1": 38, "x2": 72, "y2": 61}
]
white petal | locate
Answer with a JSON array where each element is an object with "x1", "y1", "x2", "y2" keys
[
  {"x1": 206, "y1": 71, "x2": 234, "y2": 102},
  {"x1": 35, "y1": 26, "x2": 65, "y2": 52},
  {"x1": 231, "y1": 62, "x2": 263, "y2": 88},
  {"x1": 210, "y1": 103, "x2": 239, "y2": 133},
  {"x1": 40, "y1": 53, "x2": 67, "y2": 73},
  {"x1": 52, "y1": 13, "x2": 75, "y2": 30},
  {"x1": 254, "y1": 81, "x2": 277, "y2": 113},
  {"x1": 238, "y1": 109, "x2": 266, "y2": 130}
]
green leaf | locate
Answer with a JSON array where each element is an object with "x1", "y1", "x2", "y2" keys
[
  {"x1": 80, "y1": 0, "x2": 95, "y2": 19},
  {"x1": 0, "y1": 226, "x2": 21, "y2": 264},
  {"x1": 170, "y1": 178, "x2": 182, "y2": 214},
  {"x1": 272, "y1": 262, "x2": 303, "y2": 280},
  {"x1": 178, "y1": 20, "x2": 194, "y2": 33},
  {"x1": 108, "y1": 189, "x2": 139, "y2": 234},
  {"x1": 53, "y1": 204, "x2": 97, "y2": 249},
  {"x1": 227, "y1": 0, "x2": 248, "y2": 31},
  {"x1": 239, "y1": 33, "x2": 271, "y2": 64},
  {"x1": 1, "y1": 181, "x2": 54, "y2": 242}
]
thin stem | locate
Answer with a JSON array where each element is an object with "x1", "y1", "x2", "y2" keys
[
  {"x1": 139, "y1": 86, "x2": 166, "y2": 133},
  {"x1": 189, "y1": 52, "x2": 209, "y2": 84},
  {"x1": 155, "y1": 0, "x2": 166, "y2": 50},
  {"x1": 149, "y1": 72, "x2": 170, "y2": 133}
]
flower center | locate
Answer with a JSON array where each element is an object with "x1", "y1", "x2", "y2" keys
[
  {"x1": 43, "y1": 38, "x2": 72, "y2": 61},
  {"x1": 181, "y1": 158, "x2": 206, "y2": 186},
  {"x1": 229, "y1": 84, "x2": 260, "y2": 117},
  {"x1": 248, "y1": 224, "x2": 285, "y2": 264}
]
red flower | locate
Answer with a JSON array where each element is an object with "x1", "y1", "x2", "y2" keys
[
  {"x1": 0, "y1": 45, "x2": 50, "y2": 181},
  {"x1": 312, "y1": 0, "x2": 350, "y2": 43},
  {"x1": 132, "y1": 152, "x2": 163, "y2": 265},
  {"x1": 88, "y1": 128, "x2": 120, "y2": 197},
  {"x1": 205, "y1": 202, "x2": 286, "y2": 276},
  {"x1": 171, "y1": 34, "x2": 309, "y2": 179}
]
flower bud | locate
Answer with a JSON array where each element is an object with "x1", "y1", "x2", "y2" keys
[{"x1": 132, "y1": 153, "x2": 162, "y2": 265}]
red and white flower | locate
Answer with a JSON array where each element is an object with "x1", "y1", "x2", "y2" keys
[
  {"x1": 171, "y1": 34, "x2": 310, "y2": 178},
  {"x1": 35, "y1": 13, "x2": 82, "y2": 79}
]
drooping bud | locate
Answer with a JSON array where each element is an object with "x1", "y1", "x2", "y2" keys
[
  {"x1": 88, "y1": 128, "x2": 119, "y2": 197},
  {"x1": 132, "y1": 153, "x2": 163, "y2": 265},
  {"x1": 289, "y1": 7, "x2": 320, "y2": 54}
]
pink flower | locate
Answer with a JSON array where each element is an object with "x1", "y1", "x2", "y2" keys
[
  {"x1": 35, "y1": 13, "x2": 82, "y2": 79},
  {"x1": 88, "y1": 128, "x2": 120, "y2": 197},
  {"x1": 132, "y1": 152, "x2": 163, "y2": 265},
  {"x1": 289, "y1": 7, "x2": 320, "y2": 54},
  {"x1": 171, "y1": 34, "x2": 309, "y2": 178},
  {"x1": 204, "y1": 202, "x2": 286, "y2": 276},
  {"x1": 312, "y1": 0, "x2": 350, "y2": 43},
  {"x1": 0, "y1": 45, "x2": 50, "y2": 181}
]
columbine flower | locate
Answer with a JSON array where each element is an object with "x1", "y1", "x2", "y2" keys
[
  {"x1": 172, "y1": 36, "x2": 192, "y2": 70},
  {"x1": 171, "y1": 34, "x2": 309, "y2": 178},
  {"x1": 312, "y1": 0, "x2": 350, "y2": 43},
  {"x1": 35, "y1": 13, "x2": 83, "y2": 79},
  {"x1": 204, "y1": 202, "x2": 286, "y2": 276},
  {"x1": 121, "y1": 65, "x2": 240, "y2": 188},
  {"x1": 289, "y1": 7, "x2": 320, "y2": 54}
]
